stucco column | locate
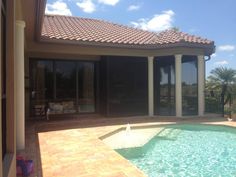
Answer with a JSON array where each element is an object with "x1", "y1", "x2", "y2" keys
[
  {"x1": 198, "y1": 55, "x2": 205, "y2": 116},
  {"x1": 175, "y1": 54, "x2": 182, "y2": 117},
  {"x1": 15, "y1": 20, "x2": 25, "y2": 150},
  {"x1": 148, "y1": 56, "x2": 154, "y2": 117}
]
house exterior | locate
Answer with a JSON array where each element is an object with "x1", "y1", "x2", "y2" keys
[
  {"x1": 28, "y1": 15, "x2": 214, "y2": 119},
  {"x1": 1, "y1": 0, "x2": 215, "y2": 176}
]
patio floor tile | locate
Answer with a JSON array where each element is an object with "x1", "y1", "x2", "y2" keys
[{"x1": 20, "y1": 116, "x2": 236, "y2": 177}]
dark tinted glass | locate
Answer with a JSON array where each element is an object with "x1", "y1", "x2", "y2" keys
[
  {"x1": 78, "y1": 62, "x2": 95, "y2": 113},
  {"x1": 30, "y1": 60, "x2": 54, "y2": 116},
  {"x1": 2, "y1": 0, "x2": 6, "y2": 8},
  {"x1": 55, "y1": 61, "x2": 76, "y2": 100},
  {"x1": 182, "y1": 56, "x2": 198, "y2": 115},
  {"x1": 154, "y1": 56, "x2": 175, "y2": 116},
  {"x1": 106, "y1": 56, "x2": 148, "y2": 116},
  {"x1": 30, "y1": 60, "x2": 54, "y2": 101},
  {"x1": 30, "y1": 59, "x2": 96, "y2": 116}
]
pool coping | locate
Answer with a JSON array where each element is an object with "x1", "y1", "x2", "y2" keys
[
  {"x1": 99, "y1": 121, "x2": 236, "y2": 139},
  {"x1": 99, "y1": 122, "x2": 236, "y2": 150}
]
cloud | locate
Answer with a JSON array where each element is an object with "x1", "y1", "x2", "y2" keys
[
  {"x1": 45, "y1": 0, "x2": 72, "y2": 16},
  {"x1": 98, "y1": 0, "x2": 120, "y2": 6},
  {"x1": 214, "y1": 60, "x2": 229, "y2": 65},
  {"x1": 211, "y1": 53, "x2": 217, "y2": 58},
  {"x1": 131, "y1": 10, "x2": 175, "y2": 32},
  {"x1": 76, "y1": 0, "x2": 96, "y2": 13},
  {"x1": 218, "y1": 45, "x2": 235, "y2": 51},
  {"x1": 127, "y1": 4, "x2": 141, "y2": 11}
]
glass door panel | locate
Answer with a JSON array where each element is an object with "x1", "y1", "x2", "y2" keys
[
  {"x1": 30, "y1": 60, "x2": 53, "y2": 117},
  {"x1": 55, "y1": 61, "x2": 76, "y2": 99},
  {"x1": 155, "y1": 56, "x2": 175, "y2": 116},
  {"x1": 55, "y1": 61, "x2": 77, "y2": 113},
  {"x1": 78, "y1": 62, "x2": 95, "y2": 113},
  {"x1": 182, "y1": 56, "x2": 198, "y2": 115},
  {"x1": 30, "y1": 59, "x2": 96, "y2": 116}
]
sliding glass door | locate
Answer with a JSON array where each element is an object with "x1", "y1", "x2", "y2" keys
[
  {"x1": 103, "y1": 56, "x2": 148, "y2": 116},
  {"x1": 30, "y1": 59, "x2": 96, "y2": 117},
  {"x1": 30, "y1": 60, "x2": 53, "y2": 116},
  {"x1": 154, "y1": 56, "x2": 176, "y2": 116},
  {"x1": 55, "y1": 61, "x2": 76, "y2": 100},
  {"x1": 78, "y1": 62, "x2": 95, "y2": 113},
  {"x1": 182, "y1": 56, "x2": 198, "y2": 115}
]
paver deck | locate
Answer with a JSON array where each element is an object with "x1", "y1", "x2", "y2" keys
[{"x1": 19, "y1": 116, "x2": 236, "y2": 177}]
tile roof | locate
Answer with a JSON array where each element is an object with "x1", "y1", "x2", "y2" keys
[{"x1": 41, "y1": 15, "x2": 214, "y2": 50}]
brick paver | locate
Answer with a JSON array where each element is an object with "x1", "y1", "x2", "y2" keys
[{"x1": 20, "y1": 116, "x2": 236, "y2": 177}]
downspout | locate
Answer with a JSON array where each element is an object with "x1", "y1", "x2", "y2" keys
[{"x1": 204, "y1": 55, "x2": 211, "y2": 62}]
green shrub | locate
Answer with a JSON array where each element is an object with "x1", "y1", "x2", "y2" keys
[{"x1": 205, "y1": 97, "x2": 222, "y2": 114}]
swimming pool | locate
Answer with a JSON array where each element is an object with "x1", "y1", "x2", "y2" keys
[{"x1": 116, "y1": 124, "x2": 236, "y2": 177}]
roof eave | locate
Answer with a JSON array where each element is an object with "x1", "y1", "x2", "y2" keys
[{"x1": 39, "y1": 37, "x2": 215, "y2": 55}]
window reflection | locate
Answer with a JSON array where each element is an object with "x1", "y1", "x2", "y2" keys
[
  {"x1": 155, "y1": 56, "x2": 175, "y2": 116},
  {"x1": 182, "y1": 56, "x2": 198, "y2": 115},
  {"x1": 107, "y1": 57, "x2": 148, "y2": 116},
  {"x1": 78, "y1": 62, "x2": 95, "y2": 113},
  {"x1": 56, "y1": 61, "x2": 76, "y2": 100},
  {"x1": 30, "y1": 59, "x2": 96, "y2": 116},
  {"x1": 31, "y1": 60, "x2": 53, "y2": 102},
  {"x1": 30, "y1": 60, "x2": 54, "y2": 117}
]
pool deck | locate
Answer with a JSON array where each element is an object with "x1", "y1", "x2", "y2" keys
[{"x1": 19, "y1": 116, "x2": 236, "y2": 177}]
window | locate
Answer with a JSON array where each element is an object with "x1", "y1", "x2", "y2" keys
[
  {"x1": 154, "y1": 56, "x2": 176, "y2": 116},
  {"x1": 182, "y1": 55, "x2": 198, "y2": 115},
  {"x1": 1, "y1": 0, "x2": 7, "y2": 159}
]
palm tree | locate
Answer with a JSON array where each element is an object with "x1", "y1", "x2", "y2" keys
[{"x1": 207, "y1": 67, "x2": 236, "y2": 116}]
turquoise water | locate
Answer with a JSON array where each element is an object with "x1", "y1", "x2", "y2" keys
[{"x1": 116, "y1": 124, "x2": 236, "y2": 177}]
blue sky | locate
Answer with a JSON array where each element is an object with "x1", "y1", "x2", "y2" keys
[{"x1": 45, "y1": 0, "x2": 236, "y2": 76}]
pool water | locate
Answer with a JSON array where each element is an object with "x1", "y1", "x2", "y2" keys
[{"x1": 116, "y1": 124, "x2": 236, "y2": 177}]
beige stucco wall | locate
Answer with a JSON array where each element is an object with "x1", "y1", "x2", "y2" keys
[
  {"x1": 15, "y1": 0, "x2": 24, "y2": 21},
  {"x1": 1, "y1": 0, "x2": 18, "y2": 176}
]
